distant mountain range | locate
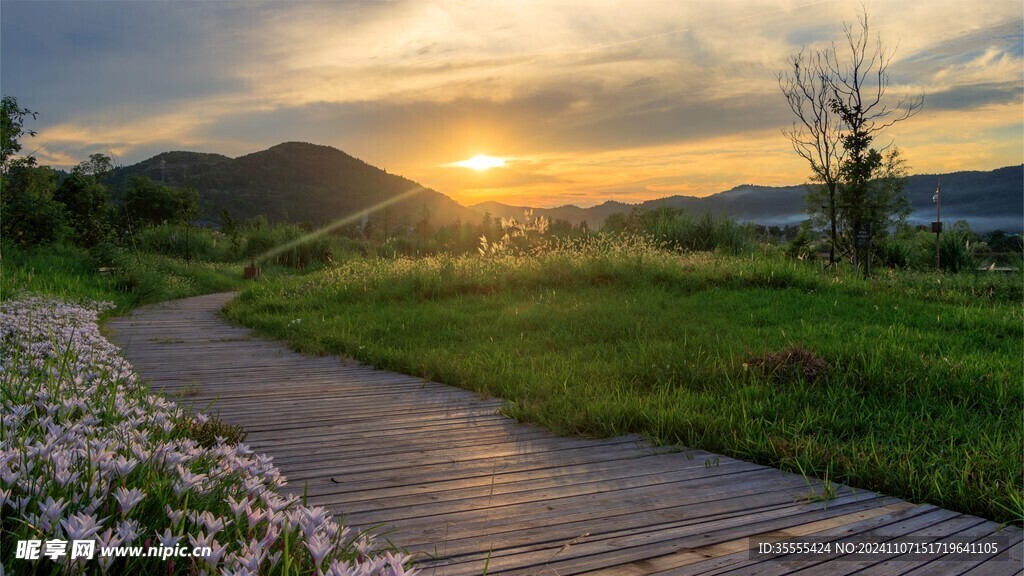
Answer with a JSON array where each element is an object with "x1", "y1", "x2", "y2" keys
[
  {"x1": 110, "y1": 142, "x2": 1022, "y2": 233},
  {"x1": 474, "y1": 166, "x2": 1023, "y2": 233}
]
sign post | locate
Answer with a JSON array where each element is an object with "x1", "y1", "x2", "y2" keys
[
  {"x1": 932, "y1": 178, "x2": 941, "y2": 272},
  {"x1": 855, "y1": 225, "x2": 872, "y2": 277}
]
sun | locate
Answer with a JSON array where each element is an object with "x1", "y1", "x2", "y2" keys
[{"x1": 453, "y1": 154, "x2": 506, "y2": 171}]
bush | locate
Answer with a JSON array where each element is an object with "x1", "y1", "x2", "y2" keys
[
  {"x1": 603, "y1": 207, "x2": 755, "y2": 255},
  {"x1": 877, "y1": 236, "x2": 914, "y2": 269},
  {"x1": 136, "y1": 223, "x2": 226, "y2": 262},
  {"x1": 243, "y1": 220, "x2": 334, "y2": 269},
  {"x1": 939, "y1": 231, "x2": 976, "y2": 273}
]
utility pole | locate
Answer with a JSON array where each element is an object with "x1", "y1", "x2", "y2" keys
[{"x1": 932, "y1": 178, "x2": 941, "y2": 272}]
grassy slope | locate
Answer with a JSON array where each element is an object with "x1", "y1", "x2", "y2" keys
[
  {"x1": 225, "y1": 241, "x2": 1023, "y2": 523},
  {"x1": 1, "y1": 244, "x2": 247, "y2": 314}
]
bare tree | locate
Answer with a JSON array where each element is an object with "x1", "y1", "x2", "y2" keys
[
  {"x1": 780, "y1": 9, "x2": 923, "y2": 266},
  {"x1": 779, "y1": 49, "x2": 846, "y2": 265},
  {"x1": 827, "y1": 11, "x2": 924, "y2": 246}
]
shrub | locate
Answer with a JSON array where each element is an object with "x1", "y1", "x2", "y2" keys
[{"x1": 136, "y1": 223, "x2": 225, "y2": 262}]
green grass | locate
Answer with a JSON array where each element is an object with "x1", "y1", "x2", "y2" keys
[
  {"x1": 1, "y1": 243, "x2": 259, "y2": 314},
  {"x1": 224, "y1": 236, "x2": 1023, "y2": 524}
]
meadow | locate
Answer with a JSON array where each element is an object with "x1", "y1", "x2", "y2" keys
[{"x1": 223, "y1": 235, "x2": 1023, "y2": 524}]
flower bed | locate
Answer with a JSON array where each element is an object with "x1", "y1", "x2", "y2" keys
[{"x1": 1, "y1": 296, "x2": 417, "y2": 575}]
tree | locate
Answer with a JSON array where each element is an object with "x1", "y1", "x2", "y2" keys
[
  {"x1": 780, "y1": 10, "x2": 922, "y2": 266},
  {"x1": 121, "y1": 174, "x2": 197, "y2": 229},
  {"x1": 0, "y1": 96, "x2": 68, "y2": 246},
  {"x1": 219, "y1": 208, "x2": 242, "y2": 258},
  {"x1": 1, "y1": 96, "x2": 37, "y2": 176},
  {"x1": 73, "y1": 153, "x2": 114, "y2": 180},
  {"x1": 123, "y1": 175, "x2": 180, "y2": 227},
  {"x1": 779, "y1": 48, "x2": 845, "y2": 264},
  {"x1": 175, "y1": 179, "x2": 200, "y2": 261},
  {"x1": 52, "y1": 154, "x2": 116, "y2": 247},
  {"x1": 1, "y1": 165, "x2": 68, "y2": 246},
  {"x1": 54, "y1": 171, "x2": 112, "y2": 247},
  {"x1": 415, "y1": 203, "x2": 433, "y2": 241}
]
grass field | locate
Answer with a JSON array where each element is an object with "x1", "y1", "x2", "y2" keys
[
  {"x1": 224, "y1": 236, "x2": 1023, "y2": 524},
  {"x1": 2, "y1": 244, "x2": 249, "y2": 313}
]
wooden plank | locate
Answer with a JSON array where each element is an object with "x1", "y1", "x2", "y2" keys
[{"x1": 107, "y1": 293, "x2": 1015, "y2": 576}]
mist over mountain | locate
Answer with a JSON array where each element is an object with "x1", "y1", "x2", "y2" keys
[
  {"x1": 109, "y1": 142, "x2": 478, "y2": 229},
  {"x1": 475, "y1": 166, "x2": 1023, "y2": 233}
]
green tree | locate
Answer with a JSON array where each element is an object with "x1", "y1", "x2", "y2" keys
[
  {"x1": 1, "y1": 165, "x2": 68, "y2": 246},
  {"x1": 74, "y1": 153, "x2": 114, "y2": 180},
  {"x1": 54, "y1": 154, "x2": 115, "y2": 247},
  {"x1": 1, "y1": 96, "x2": 37, "y2": 176},
  {"x1": 0, "y1": 97, "x2": 69, "y2": 246},
  {"x1": 415, "y1": 203, "x2": 433, "y2": 241},
  {"x1": 54, "y1": 172, "x2": 112, "y2": 247},
  {"x1": 123, "y1": 175, "x2": 180, "y2": 227},
  {"x1": 175, "y1": 179, "x2": 200, "y2": 261},
  {"x1": 219, "y1": 208, "x2": 242, "y2": 259}
]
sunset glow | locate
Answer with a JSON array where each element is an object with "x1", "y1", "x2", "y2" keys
[
  {"x1": 453, "y1": 155, "x2": 507, "y2": 171},
  {"x1": 1, "y1": 1, "x2": 1020, "y2": 208}
]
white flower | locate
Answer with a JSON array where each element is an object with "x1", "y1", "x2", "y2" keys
[
  {"x1": 155, "y1": 527, "x2": 181, "y2": 548},
  {"x1": 304, "y1": 532, "x2": 332, "y2": 568},
  {"x1": 61, "y1": 512, "x2": 104, "y2": 542},
  {"x1": 110, "y1": 455, "x2": 138, "y2": 477},
  {"x1": 116, "y1": 519, "x2": 141, "y2": 544},
  {"x1": 114, "y1": 486, "x2": 146, "y2": 517}
]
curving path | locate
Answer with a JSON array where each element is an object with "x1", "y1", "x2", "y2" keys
[{"x1": 107, "y1": 293, "x2": 1022, "y2": 575}]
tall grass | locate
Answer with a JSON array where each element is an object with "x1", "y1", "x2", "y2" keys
[
  {"x1": 226, "y1": 235, "x2": 1023, "y2": 523},
  {"x1": 605, "y1": 208, "x2": 756, "y2": 255},
  {"x1": 1, "y1": 243, "x2": 245, "y2": 312}
]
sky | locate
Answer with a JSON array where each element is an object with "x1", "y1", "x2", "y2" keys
[{"x1": 1, "y1": 0, "x2": 1021, "y2": 208}]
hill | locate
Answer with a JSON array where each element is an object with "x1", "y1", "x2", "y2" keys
[
  {"x1": 474, "y1": 166, "x2": 1023, "y2": 233},
  {"x1": 109, "y1": 142, "x2": 477, "y2": 229}
]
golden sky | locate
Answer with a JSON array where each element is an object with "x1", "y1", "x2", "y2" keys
[{"x1": 2, "y1": 0, "x2": 1021, "y2": 207}]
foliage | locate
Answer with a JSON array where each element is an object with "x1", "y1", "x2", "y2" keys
[
  {"x1": 0, "y1": 164, "x2": 70, "y2": 246},
  {"x1": 55, "y1": 171, "x2": 114, "y2": 248},
  {"x1": 242, "y1": 219, "x2": 333, "y2": 269},
  {"x1": 0, "y1": 243, "x2": 246, "y2": 311},
  {"x1": 785, "y1": 220, "x2": 814, "y2": 260},
  {"x1": 600, "y1": 207, "x2": 753, "y2": 254},
  {"x1": 478, "y1": 210, "x2": 550, "y2": 256},
  {"x1": 122, "y1": 176, "x2": 185, "y2": 228},
  {"x1": 0, "y1": 95, "x2": 37, "y2": 175},
  {"x1": 136, "y1": 223, "x2": 226, "y2": 263}
]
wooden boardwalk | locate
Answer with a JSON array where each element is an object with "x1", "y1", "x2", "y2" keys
[{"x1": 107, "y1": 293, "x2": 1022, "y2": 575}]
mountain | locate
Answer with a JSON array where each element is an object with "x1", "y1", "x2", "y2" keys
[
  {"x1": 109, "y1": 142, "x2": 477, "y2": 229},
  {"x1": 110, "y1": 143, "x2": 1020, "y2": 234},
  {"x1": 473, "y1": 166, "x2": 1023, "y2": 233}
]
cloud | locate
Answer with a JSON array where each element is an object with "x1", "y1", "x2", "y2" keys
[
  {"x1": 926, "y1": 82, "x2": 1023, "y2": 111},
  {"x1": 2, "y1": 0, "x2": 1021, "y2": 204}
]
